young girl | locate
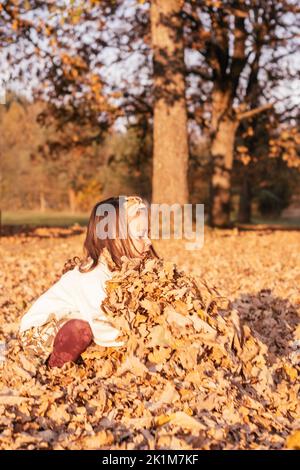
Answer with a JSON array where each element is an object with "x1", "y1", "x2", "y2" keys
[{"x1": 19, "y1": 196, "x2": 159, "y2": 368}]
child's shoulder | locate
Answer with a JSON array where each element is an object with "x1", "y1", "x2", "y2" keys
[
  {"x1": 76, "y1": 259, "x2": 112, "y2": 280},
  {"x1": 58, "y1": 257, "x2": 112, "y2": 288},
  {"x1": 85, "y1": 262, "x2": 110, "y2": 275}
]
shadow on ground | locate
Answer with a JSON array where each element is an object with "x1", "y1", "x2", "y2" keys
[{"x1": 232, "y1": 289, "x2": 299, "y2": 362}]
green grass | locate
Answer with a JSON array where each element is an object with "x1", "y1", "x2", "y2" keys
[
  {"x1": 1, "y1": 210, "x2": 89, "y2": 227},
  {"x1": 249, "y1": 216, "x2": 300, "y2": 227},
  {"x1": 1, "y1": 210, "x2": 300, "y2": 230}
]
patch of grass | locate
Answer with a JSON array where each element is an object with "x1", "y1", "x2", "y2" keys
[
  {"x1": 1, "y1": 211, "x2": 89, "y2": 227},
  {"x1": 251, "y1": 216, "x2": 300, "y2": 227},
  {"x1": 2, "y1": 210, "x2": 300, "y2": 230}
]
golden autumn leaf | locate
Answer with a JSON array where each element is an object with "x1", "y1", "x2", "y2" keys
[
  {"x1": 80, "y1": 430, "x2": 114, "y2": 449},
  {"x1": 148, "y1": 346, "x2": 172, "y2": 364},
  {"x1": 155, "y1": 414, "x2": 172, "y2": 427},
  {"x1": 283, "y1": 364, "x2": 298, "y2": 382},
  {"x1": 286, "y1": 430, "x2": 300, "y2": 450}
]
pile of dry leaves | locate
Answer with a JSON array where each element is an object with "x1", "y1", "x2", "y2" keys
[{"x1": 1, "y1": 252, "x2": 299, "y2": 450}]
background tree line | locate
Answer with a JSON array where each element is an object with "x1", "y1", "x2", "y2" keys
[{"x1": 0, "y1": 0, "x2": 299, "y2": 226}]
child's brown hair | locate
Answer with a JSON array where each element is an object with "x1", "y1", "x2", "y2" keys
[{"x1": 63, "y1": 195, "x2": 159, "y2": 274}]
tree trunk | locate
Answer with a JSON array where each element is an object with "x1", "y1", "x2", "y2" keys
[
  {"x1": 209, "y1": 117, "x2": 237, "y2": 227},
  {"x1": 68, "y1": 188, "x2": 77, "y2": 213},
  {"x1": 39, "y1": 191, "x2": 46, "y2": 213},
  {"x1": 151, "y1": 0, "x2": 189, "y2": 205},
  {"x1": 238, "y1": 167, "x2": 252, "y2": 223}
]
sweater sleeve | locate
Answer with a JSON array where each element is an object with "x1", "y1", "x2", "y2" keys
[
  {"x1": 19, "y1": 270, "x2": 79, "y2": 332},
  {"x1": 19, "y1": 263, "x2": 124, "y2": 348}
]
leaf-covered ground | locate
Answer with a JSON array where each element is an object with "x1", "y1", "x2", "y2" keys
[{"x1": 0, "y1": 228, "x2": 299, "y2": 450}]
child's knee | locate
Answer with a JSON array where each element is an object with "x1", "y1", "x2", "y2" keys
[
  {"x1": 55, "y1": 319, "x2": 92, "y2": 344},
  {"x1": 48, "y1": 319, "x2": 93, "y2": 368}
]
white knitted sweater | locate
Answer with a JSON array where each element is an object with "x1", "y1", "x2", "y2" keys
[{"x1": 19, "y1": 258, "x2": 124, "y2": 347}]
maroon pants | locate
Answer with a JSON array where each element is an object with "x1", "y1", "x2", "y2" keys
[{"x1": 47, "y1": 319, "x2": 93, "y2": 368}]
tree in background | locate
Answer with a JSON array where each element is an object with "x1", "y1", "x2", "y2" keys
[
  {"x1": 40, "y1": 0, "x2": 190, "y2": 205},
  {"x1": 235, "y1": 109, "x2": 300, "y2": 223},
  {"x1": 0, "y1": 92, "x2": 154, "y2": 211},
  {"x1": 1, "y1": 0, "x2": 189, "y2": 205},
  {"x1": 184, "y1": 0, "x2": 300, "y2": 226},
  {"x1": 1, "y1": 0, "x2": 299, "y2": 223},
  {"x1": 0, "y1": 93, "x2": 48, "y2": 210},
  {"x1": 234, "y1": 114, "x2": 296, "y2": 222},
  {"x1": 151, "y1": 0, "x2": 189, "y2": 204}
]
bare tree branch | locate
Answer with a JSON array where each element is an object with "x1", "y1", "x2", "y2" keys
[{"x1": 237, "y1": 103, "x2": 273, "y2": 121}]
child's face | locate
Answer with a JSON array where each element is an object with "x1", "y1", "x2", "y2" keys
[{"x1": 128, "y1": 210, "x2": 151, "y2": 256}]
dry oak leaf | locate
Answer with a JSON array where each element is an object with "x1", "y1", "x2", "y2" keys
[{"x1": 286, "y1": 430, "x2": 300, "y2": 450}]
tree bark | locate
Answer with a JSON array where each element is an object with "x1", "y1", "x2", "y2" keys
[
  {"x1": 209, "y1": 116, "x2": 237, "y2": 227},
  {"x1": 207, "y1": 8, "x2": 247, "y2": 227},
  {"x1": 151, "y1": 0, "x2": 189, "y2": 205},
  {"x1": 68, "y1": 188, "x2": 77, "y2": 213},
  {"x1": 39, "y1": 191, "x2": 46, "y2": 213}
]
